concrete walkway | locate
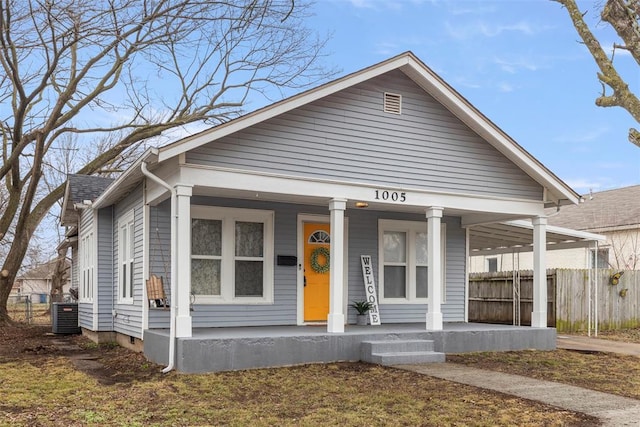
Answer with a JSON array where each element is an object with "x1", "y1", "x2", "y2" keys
[
  {"x1": 398, "y1": 336, "x2": 640, "y2": 426},
  {"x1": 557, "y1": 334, "x2": 640, "y2": 356}
]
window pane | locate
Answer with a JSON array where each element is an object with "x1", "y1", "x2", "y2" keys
[
  {"x1": 235, "y1": 261, "x2": 263, "y2": 296},
  {"x1": 416, "y1": 266, "x2": 428, "y2": 298},
  {"x1": 416, "y1": 232, "x2": 428, "y2": 265},
  {"x1": 384, "y1": 231, "x2": 406, "y2": 263},
  {"x1": 384, "y1": 266, "x2": 406, "y2": 298},
  {"x1": 191, "y1": 259, "x2": 221, "y2": 295},
  {"x1": 192, "y1": 219, "x2": 221, "y2": 256},
  {"x1": 236, "y1": 222, "x2": 263, "y2": 257}
]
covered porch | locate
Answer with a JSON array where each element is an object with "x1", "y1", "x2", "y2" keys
[{"x1": 144, "y1": 322, "x2": 555, "y2": 373}]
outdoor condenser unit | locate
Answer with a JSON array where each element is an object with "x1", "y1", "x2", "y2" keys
[{"x1": 52, "y1": 303, "x2": 81, "y2": 334}]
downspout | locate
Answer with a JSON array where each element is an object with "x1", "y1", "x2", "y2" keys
[{"x1": 140, "y1": 162, "x2": 177, "y2": 373}]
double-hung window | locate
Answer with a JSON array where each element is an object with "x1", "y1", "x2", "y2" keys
[
  {"x1": 379, "y1": 219, "x2": 445, "y2": 304},
  {"x1": 79, "y1": 230, "x2": 94, "y2": 302},
  {"x1": 118, "y1": 210, "x2": 135, "y2": 304},
  {"x1": 191, "y1": 206, "x2": 274, "y2": 304}
]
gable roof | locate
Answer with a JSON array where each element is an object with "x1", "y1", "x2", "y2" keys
[
  {"x1": 60, "y1": 174, "x2": 115, "y2": 226},
  {"x1": 155, "y1": 51, "x2": 579, "y2": 206},
  {"x1": 16, "y1": 259, "x2": 71, "y2": 280},
  {"x1": 546, "y1": 185, "x2": 640, "y2": 232}
]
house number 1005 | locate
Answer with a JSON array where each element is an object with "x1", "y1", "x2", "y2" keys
[{"x1": 374, "y1": 190, "x2": 406, "y2": 202}]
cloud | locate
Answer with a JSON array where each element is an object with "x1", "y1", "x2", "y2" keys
[
  {"x1": 373, "y1": 42, "x2": 400, "y2": 56},
  {"x1": 553, "y1": 126, "x2": 610, "y2": 144},
  {"x1": 445, "y1": 20, "x2": 550, "y2": 40},
  {"x1": 497, "y1": 82, "x2": 514, "y2": 92},
  {"x1": 564, "y1": 177, "x2": 632, "y2": 194},
  {"x1": 564, "y1": 178, "x2": 605, "y2": 194},
  {"x1": 493, "y1": 56, "x2": 542, "y2": 74},
  {"x1": 345, "y1": 0, "x2": 407, "y2": 11}
]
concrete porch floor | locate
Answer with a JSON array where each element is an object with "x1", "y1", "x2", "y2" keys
[{"x1": 144, "y1": 322, "x2": 556, "y2": 373}]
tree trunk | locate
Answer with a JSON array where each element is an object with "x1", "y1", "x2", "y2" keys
[
  {"x1": 50, "y1": 249, "x2": 69, "y2": 304},
  {"x1": 0, "y1": 224, "x2": 33, "y2": 324}
]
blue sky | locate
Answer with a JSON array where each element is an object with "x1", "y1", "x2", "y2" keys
[{"x1": 299, "y1": 0, "x2": 640, "y2": 195}]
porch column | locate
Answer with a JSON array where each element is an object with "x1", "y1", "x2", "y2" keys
[
  {"x1": 327, "y1": 198, "x2": 347, "y2": 333},
  {"x1": 175, "y1": 184, "x2": 193, "y2": 337},
  {"x1": 426, "y1": 207, "x2": 443, "y2": 331},
  {"x1": 531, "y1": 216, "x2": 547, "y2": 328}
]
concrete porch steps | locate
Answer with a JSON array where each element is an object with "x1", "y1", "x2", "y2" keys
[{"x1": 360, "y1": 339, "x2": 446, "y2": 366}]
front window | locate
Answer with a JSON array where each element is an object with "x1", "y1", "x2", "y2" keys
[
  {"x1": 379, "y1": 219, "x2": 445, "y2": 304},
  {"x1": 191, "y1": 206, "x2": 274, "y2": 304}
]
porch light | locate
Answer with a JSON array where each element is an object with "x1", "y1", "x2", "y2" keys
[{"x1": 355, "y1": 202, "x2": 369, "y2": 208}]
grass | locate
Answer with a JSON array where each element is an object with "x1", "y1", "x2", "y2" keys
[
  {"x1": 0, "y1": 359, "x2": 593, "y2": 426},
  {"x1": 0, "y1": 325, "x2": 596, "y2": 427}
]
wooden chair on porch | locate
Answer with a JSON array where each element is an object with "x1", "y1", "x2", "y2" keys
[{"x1": 146, "y1": 274, "x2": 169, "y2": 308}]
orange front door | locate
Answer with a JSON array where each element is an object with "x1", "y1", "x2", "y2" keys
[{"x1": 303, "y1": 223, "x2": 330, "y2": 322}]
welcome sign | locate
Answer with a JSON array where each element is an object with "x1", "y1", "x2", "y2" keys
[{"x1": 360, "y1": 255, "x2": 381, "y2": 325}]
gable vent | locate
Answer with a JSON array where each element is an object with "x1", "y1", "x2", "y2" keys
[{"x1": 384, "y1": 92, "x2": 402, "y2": 114}]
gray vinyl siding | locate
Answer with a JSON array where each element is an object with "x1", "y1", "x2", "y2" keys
[
  {"x1": 78, "y1": 209, "x2": 93, "y2": 329},
  {"x1": 187, "y1": 197, "x2": 326, "y2": 327},
  {"x1": 187, "y1": 70, "x2": 542, "y2": 201},
  {"x1": 346, "y1": 210, "x2": 465, "y2": 324},
  {"x1": 148, "y1": 200, "x2": 171, "y2": 328},
  {"x1": 112, "y1": 185, "x2": 144, "y2": 338},
  {"x1": 96, "y1": 207, "x2": 114, "y2": 331},
  {"x1": 146, "y1": 197, "x2": 466, "y2": 328}
]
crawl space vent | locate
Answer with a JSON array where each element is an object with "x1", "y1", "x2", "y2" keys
[{"x1": 384, "y1": 92, "x2": 402, "y2": 114}]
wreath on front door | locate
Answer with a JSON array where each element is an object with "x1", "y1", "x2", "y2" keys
[{"x1": 310, "y1": 246, "x2": 330, "y2": 274}]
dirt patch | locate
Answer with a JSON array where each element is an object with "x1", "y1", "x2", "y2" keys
[{"x1": 0, "y1": 324, "x2": 161, "y2": 385}]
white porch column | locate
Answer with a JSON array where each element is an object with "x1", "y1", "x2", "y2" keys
[
  {"x1": 531, "y1": 216, "x2": 547, "y2": 328},
  {"x1": 175, "y1": 184, "x2": 193, "y2": 337},
  {"x1": 426, "y1": 207, "x2": 444, "y2": 331},
  {"x1": 327, "y1": 198, "x2": 347, "y2": 333}
]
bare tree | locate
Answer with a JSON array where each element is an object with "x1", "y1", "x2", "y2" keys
[
  {"x1": 0, "y1": 0, "x2": 332, "y2": 323},
  {"x1": 555, "y1": 0, "x2": 640, "y2": 147}
]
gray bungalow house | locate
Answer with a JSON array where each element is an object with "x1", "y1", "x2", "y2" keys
[{"x1": 61, "y1": 52, "x2": 583, "y2": 373}]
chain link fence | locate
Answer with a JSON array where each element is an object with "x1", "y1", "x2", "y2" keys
[{"x1": 8, "y1": 293, "x2": 75, "y2": 325}]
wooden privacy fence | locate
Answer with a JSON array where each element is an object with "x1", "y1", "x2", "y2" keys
[
  {"x1": 469, "y1": 269, "x2": 640, "y2": 332},
  {"x1": 556, "y1": 269, "x2": 640, "y2": 332},
  {"x1": 468, "y1": 270, "x2": 556, "y2": 327}
]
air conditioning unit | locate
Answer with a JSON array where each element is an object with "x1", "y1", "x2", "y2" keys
[{"x1": 52, "y1": 303, "x2": 81, "y2": 334}]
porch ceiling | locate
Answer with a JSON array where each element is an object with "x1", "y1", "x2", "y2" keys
[{"x1": 469, "y1": 220, "x2": 606, "y2": 255}]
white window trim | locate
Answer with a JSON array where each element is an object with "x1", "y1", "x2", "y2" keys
[
  {"x1": 378, "y1": 219, "x2": 446, "y2": 305},
  {"x1": 486, "y1": 257, "x2": 498, "y2": 273},
  {"x1": 79, "y1": 229, "x2": 95, "y2": 303},
  {"x1": 117, "y1": 210, "x2": 135, "y2": 304},
  {"x1": 191, "y1": 205, "x2": 274, "y2": 305}
]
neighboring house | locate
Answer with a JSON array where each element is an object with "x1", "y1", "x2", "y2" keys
[
  {"x1": 470, "y1": 186, "x2": 640, "y2": 272},
  {"x1": 61, "y1": 52, "x2": 587, "y2": 372},
  {"x1": 11, "y1": 260, "x2": 72, "y2": 299}
]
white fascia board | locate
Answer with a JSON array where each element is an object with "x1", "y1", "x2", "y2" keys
[
  {"x1": 180, "y1": 165, "x2": 545, "y2": 216},
  {"x1": 92, "y1": 148, "x2": 158, "y2": 209},
  {"x1": 60, "y1": 181, "x2": 73, "y2": 226},
  {"x1": 158, "y1": 56, "x2": 411, "y2": 162},
  {"x1": 401, "y1": 58, "x2": 579, "y2": 206},
  {"x1": 504, "y1": 219, "x2": 607, "y2": 242}
]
